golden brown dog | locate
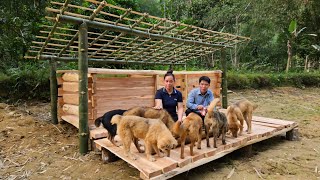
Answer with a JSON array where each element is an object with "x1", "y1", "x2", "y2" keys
[
  {"x1": 204, "y1": 98, "x2": 228, "y2": 148},
  {"x1": 124, "y1": 107, "x2": 180, "y2": 137},
  {"x1": 111, "y1": 115, "x2": 177, "y2": 162},
  {"x1": 179, "y1": 112, "x2": 203, "y2": 159},
  {"x1": 227, "y1": 99, "x2": 258, "y2": 138}
]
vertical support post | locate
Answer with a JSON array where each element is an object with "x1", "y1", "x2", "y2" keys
[
  {"x1": 50, "y1": 58, "x2": 58, "y2": 124},
  {"x1": 78, "y1": 22, "x2": 89, "y2": 154},
  {"x1": 221, "y1": 48, "x2": 228, "y2": 108}
]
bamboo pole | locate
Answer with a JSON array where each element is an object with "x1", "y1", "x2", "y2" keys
[
  {"x1": 50, "y1": 58, "x2": 58, "y2": 124},
  {"x1": 221, "y1": 48, "x2": 228, "y2": 108},
  {"x1": 57, "y1": 15, "x2": 232, "y2": 49},
  {"x1": 78, "y1": 22, "x2": 89, "y2": 155},
  {"x1": 39, "y1": 0, "x2": 70, "y2": 55},
  {"x1": 89, "y1": 12, "x2": 147, "y2": 58}
]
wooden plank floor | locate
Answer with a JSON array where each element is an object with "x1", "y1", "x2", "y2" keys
[{"x1": 91, "y1": 115, "x2": 298, "y2": 180}]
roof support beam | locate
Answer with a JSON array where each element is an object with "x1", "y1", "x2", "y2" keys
[{"x1": 38, "y1": 55, "x2": 184, "y2": 65}]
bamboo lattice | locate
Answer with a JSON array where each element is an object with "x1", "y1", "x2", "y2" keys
[{"x1": 25, "y1": 0, "x2": 250, "y2": 65}]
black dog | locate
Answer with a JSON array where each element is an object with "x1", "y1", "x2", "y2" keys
[{"x1": 94, "y1": 109, "x2": 127, "y2": 144}]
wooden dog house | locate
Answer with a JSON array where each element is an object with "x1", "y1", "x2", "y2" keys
[{"x1": 57, "y1": 68, "x2": 222, "y2": 128}]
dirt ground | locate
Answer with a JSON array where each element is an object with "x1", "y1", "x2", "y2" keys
[{"x1": 0, "y1": 87, "x2": 319, "y2": 180}]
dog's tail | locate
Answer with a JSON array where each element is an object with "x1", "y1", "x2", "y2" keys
[
  {"x1": 207, "y1": 98, "x2": 220, "y2": 113},
  {"x1": 253, "y1": 104, "x2": 258, "y2": 110},
  {"x1": 111, "y1": 114, "x2": 122, "y2": 125},
  {"x1": 172, "y1": 121, "x2": 182, "y2": 137},
  {"x1": 94, "y1": 117, "x2": 103, "y2": 127}
]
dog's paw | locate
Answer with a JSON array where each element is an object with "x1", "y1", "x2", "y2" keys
[
  {"x1": 158, "y1": 152, "x2": 164, "y2": 158},
  {"x1": 149, "y1": 157, "x2": 156, "y2": 162}
]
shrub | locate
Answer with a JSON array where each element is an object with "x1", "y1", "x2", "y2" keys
[{"x1": 227, "y1": 72, "x2": 320, "y2": 89}]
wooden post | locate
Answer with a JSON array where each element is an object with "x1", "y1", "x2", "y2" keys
[
  {"x1": 49, "y1": 58, "x2": 58, "y2": 124},
  {"x1": 79, "y1": 22, "x2": 89, "y2": 154},
  {"x1": 221, "y1": 48, "x2": 228, "y2": 108},
  {"x1": 286, "y1": 128, "x2": 299, "y2": 141}
]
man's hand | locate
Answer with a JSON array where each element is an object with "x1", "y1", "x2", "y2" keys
[
  {"x1": 200, "y1": 107, "x2": 207, "y2": 116},
  {"x1": 197, "y1": 105, "x2": 204, "y2": 110}
]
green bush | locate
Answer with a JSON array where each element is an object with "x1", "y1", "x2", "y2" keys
[
  {"x1": 227, "y1": 72, "x2": 320, "y2": 89},
  {"x1": 0, "y1": 62, "x2": 50, "y2": 102}
]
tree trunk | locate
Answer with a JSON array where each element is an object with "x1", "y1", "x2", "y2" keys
[
  {"x1": 304, "y1": 55, "x2": 309, "y2": 72},
  {"x1": 286, "y1": 39, "x2": 292, "y2": 73},
  {"x1": 234, "y1": 16, "x2": 239, "y2": 69}
]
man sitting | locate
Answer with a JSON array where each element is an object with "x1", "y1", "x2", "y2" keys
[{"x1": 185, "y1": 76, "x2": 214, "y2": 120}]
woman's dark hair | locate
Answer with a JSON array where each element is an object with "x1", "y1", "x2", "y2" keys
[
  {"x1": 164, "y1": 69, "x2": 175, "y2": 81},
  {"x1": 199, "y1": 76, "x2": 211, "y2": 84}
]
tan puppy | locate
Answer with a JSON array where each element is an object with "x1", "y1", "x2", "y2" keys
[
  {"x1": 124, "y1": 107, "x2": 180, "y2": 137},
  {"x1": 111, "y1": 115, "x2": 177, "y2": 162},
  {"x1": 179, "y1": 112, "x2": 202, "y2": 159},
  {"x1": 227, "y1": 99, "x2": 258, "y2": 137},
  {"x1": 204, "y1": 98, "x2": 228, "y2": 148}
]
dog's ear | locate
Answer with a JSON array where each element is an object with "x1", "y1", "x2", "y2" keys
[
  {"x1": 111, "y1": 114, "x2": 122, "y2": 125},
  {"x1": 172, "y1": 121, "x2": 182, "y2": 134},
  {"x1": 94, "y1": 117, "x2": 103, "y2": 127},
  {"x1": 179, "y1": 121, "x2": 186, "y2": 130}
]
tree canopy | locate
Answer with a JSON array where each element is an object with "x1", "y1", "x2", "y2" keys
[{"x1": 0, "y1": 0, "x2": 319, "y2": 72}]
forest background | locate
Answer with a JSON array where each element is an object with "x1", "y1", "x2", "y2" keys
[{"x1": 0, "y1": 0, "x2": 319, "y2": 101}]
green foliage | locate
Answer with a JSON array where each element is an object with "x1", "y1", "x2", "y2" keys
[
  {"x1": 0, "y1": 62, "x2": 50, "y2": 102},
  {"x1": 289, "y1": 20, "x2": 297, "y2": 33},
  {"x1": 227, "y1": 72, "x2": 320, "y2": 90}
]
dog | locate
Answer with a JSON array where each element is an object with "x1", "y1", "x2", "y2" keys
[
  {"x1": 111, "y1": 115, "x2": 177, "y2": 162},
  {"x1": 123, "y1": 107, "x2": 180, "y2": 137},
  {"x1": 227, "y1": 99, "x2": 258, "y2": 138},
  {"x1": 94, "y1": 109, "x2": 143, "y2": 153},
  {"x1": 179, "y1": 112, "x2": 203, "y2": 159},
  {"x1": 94, "y1": 109, "x2": 126, "y2": 144},
  {"x1": 204, "y1": 98, "x2": 228, "y2": 148}
]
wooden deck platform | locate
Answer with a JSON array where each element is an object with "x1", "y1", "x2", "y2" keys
[{"x1": 87, "y1": 114, "x2": 298, "y2": 180}]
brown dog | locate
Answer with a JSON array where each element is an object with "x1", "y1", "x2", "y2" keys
[
  {"x1": 124, "y1": 107, "x2": 180, "y2": 137},
  {"x1": 111, "y1": 115, "x2": 177, "y2": 162},
  {"x1": 204, "y1": 98, "x2": 228, "y2": 148},
  {"x1": 227, "y1": 99, "x2": 258, "y2": 137},
  {"x1": 179, "y1": 112, "x2": 203, "y2": 159}
]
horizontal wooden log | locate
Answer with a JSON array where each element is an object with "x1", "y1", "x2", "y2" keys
[
  {"x1": 62, "y1": 72, "x2": 93, "y2": 82},
  {"x1": 62, "y1": 104, "x2": 93, "y2": 116},
  {"x1": 63, "y1": 93, "x2": 92, "y2": 105},
  {"x1": 62, "y1": 81, "x2": 91, "y2": 92}
]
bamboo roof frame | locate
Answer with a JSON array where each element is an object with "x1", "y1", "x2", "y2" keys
[{"x1": 25, "y1": 0, "x2": 250, "y2": 65}]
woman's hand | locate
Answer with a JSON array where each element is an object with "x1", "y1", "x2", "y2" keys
[
  {"x1": 154, "y1": 99, "x2": 163, "y2": 110},
  {"x1": 153, "y1": 106, "x2": 162, "y2": 110}
]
